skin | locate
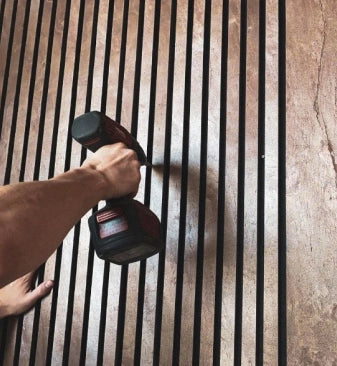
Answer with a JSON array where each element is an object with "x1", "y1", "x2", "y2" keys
[
  {"x1": 0, "y1": 273, "x2": 54, "y2": 318},
  {"x1": 0, "y1": 143, "x2": 141, "y2": 318}
]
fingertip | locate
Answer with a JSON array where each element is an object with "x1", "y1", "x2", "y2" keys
[
  {"x1": 44, "y1": 280, "x2": 54, "y2": 290},
  {"x1": 34, "y1": 280, "x2": 53, "y2": 297},
  {"x1": 45, "y1": 280, "x2": 54, "y2": 287}
]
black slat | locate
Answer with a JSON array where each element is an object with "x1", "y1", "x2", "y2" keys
[
  {"x1": 97, "y1": 260, "x2": 110, "y2": 366},
  {"x1": 100, "y1": 0, "x2": 115, "y2": 115},
  {"x1": 115, "y1": 0, "x2": 129, "y2": 124},
  {"x1": 0, "y1": 319, "x2": 8, "y2": 365},
  {"x1": 63, "y1": 221, "x2": 81, "y2": 363},
  {"x1": 130, "y1": 0, "x2": 146, "y2": 363},
  {"x1": 78, "y1": 234, "x2": 96, "y2": 365},
  {"x1": 144, "y1": 0, "x2": 161, "y2": 210},
  {"x1": 278, "y1": 0, "x2": 287, "y2": 364},
  {"x1": 233, "y1": 0, "x2": 247, "y2": 364},
  {"x1": 13, "y1": 317, "x2": 23, "y2": 366},
  {"x1": 134, "y1": 259, "x2": 146, "y2": 365},
  {"x1": 115, "y1": 266, "x2": 128, "y2": 366},
  {"x1": 130, "y1": 0, "x2": 145, "y2": 137},
  {"x1": 256, "y1": 0, "x2": 266, "y2": 364}
]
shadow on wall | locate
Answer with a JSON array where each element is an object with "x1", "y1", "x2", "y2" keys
[{"x1": 154, "y1": 161, "x2": 236, "y2": 362}]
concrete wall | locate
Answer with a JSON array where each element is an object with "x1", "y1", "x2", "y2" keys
[{"x1": 0, "y1": 0, "x2": 335, "y2": 364}]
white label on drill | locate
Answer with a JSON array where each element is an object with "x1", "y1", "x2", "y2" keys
[{"x1": 99, "y1": 216, "x2": 128, "y2": 238}]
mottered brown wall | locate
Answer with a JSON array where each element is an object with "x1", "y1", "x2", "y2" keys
[{"x1": 9, "y1": 0, "x2": 337, "y2": 364}]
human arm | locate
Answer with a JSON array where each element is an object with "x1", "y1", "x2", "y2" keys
[{"x1": 0, "y1": 143, "x2": 141, "y2": 287}]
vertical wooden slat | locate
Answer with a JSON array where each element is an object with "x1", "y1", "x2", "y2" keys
[
  {"x1": 0, "y1": 0, "x2": 17, "y2": 138},
  {"x1": 213, "y1": 0, "x2": 229, "y2": 364},
  {"x1": 233, "y1": 0, "x2": 247, "y2": 364},
  {"x1": 172, "y1": 0, "x2": 194, "y2": 364}
]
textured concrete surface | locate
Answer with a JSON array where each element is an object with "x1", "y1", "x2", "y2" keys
[
  {"x1": 0, "y1": 0, "x2": 336, "y2": 364},
  {"x1": 287, "y1": 0, "x2": 337, "y2": 364}
]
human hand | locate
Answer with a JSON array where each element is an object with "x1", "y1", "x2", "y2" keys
[
  {"x1": 0, "y1": 272, "x2": 53, "y2": 318},
  {"x1": 81, "y1": 143, "x2": 141, "y2": 200}
]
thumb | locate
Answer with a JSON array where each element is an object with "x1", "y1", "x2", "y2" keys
[{"x1": 22, "y1": 280, "x2": 54, "y2": 311}]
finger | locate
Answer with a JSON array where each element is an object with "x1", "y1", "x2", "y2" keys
[{"x1": 21, "y1": 280, "x2": 54, "y2": 312}]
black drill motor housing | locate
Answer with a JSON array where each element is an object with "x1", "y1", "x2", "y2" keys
[{"x1": 72, "y1": 111, "x2": 162, "y2": 265}]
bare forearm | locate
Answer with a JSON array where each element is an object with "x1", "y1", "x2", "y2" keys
[
  {"x1": 0, "y1": 167, "x2": 104, "y2": 287},
  {"x1": 0, "y1": 143, "x2": 140, "y2": 287}
]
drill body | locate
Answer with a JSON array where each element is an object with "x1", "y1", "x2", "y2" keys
[{"x1": 72, "y1": 111, "x2": 162, "y2": 265}]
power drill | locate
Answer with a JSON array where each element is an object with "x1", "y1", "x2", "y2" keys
[{"x1": 71, "y1": 111, "x2": 162, "y2": 265}]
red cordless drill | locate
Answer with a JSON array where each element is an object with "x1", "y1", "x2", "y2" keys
[{"x1": 72, "y1": 111, "x2": 162, "y2": 265}]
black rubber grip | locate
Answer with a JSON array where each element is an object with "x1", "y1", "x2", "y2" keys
[{"x1": 72, "y1": 111, "x2": 148, "y2": 164}]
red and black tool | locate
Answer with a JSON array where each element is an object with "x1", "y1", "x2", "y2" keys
[{"x1": 72, "y1": 111, "x2": 162, "y2": 265}]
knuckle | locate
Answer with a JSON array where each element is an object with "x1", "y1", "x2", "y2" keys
[
  {"x1": 128, "y1": 149, "x2": 138, "y2": 160},
  {"x1": 125, "y1": 150, "x2": 139, "y2": 163},
  {"x1": 115, "y1": 142, "x2": 126, "y2": 149},
  {"x1": 124, "y1": 148, "x2": 134, "y2": 157}
]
